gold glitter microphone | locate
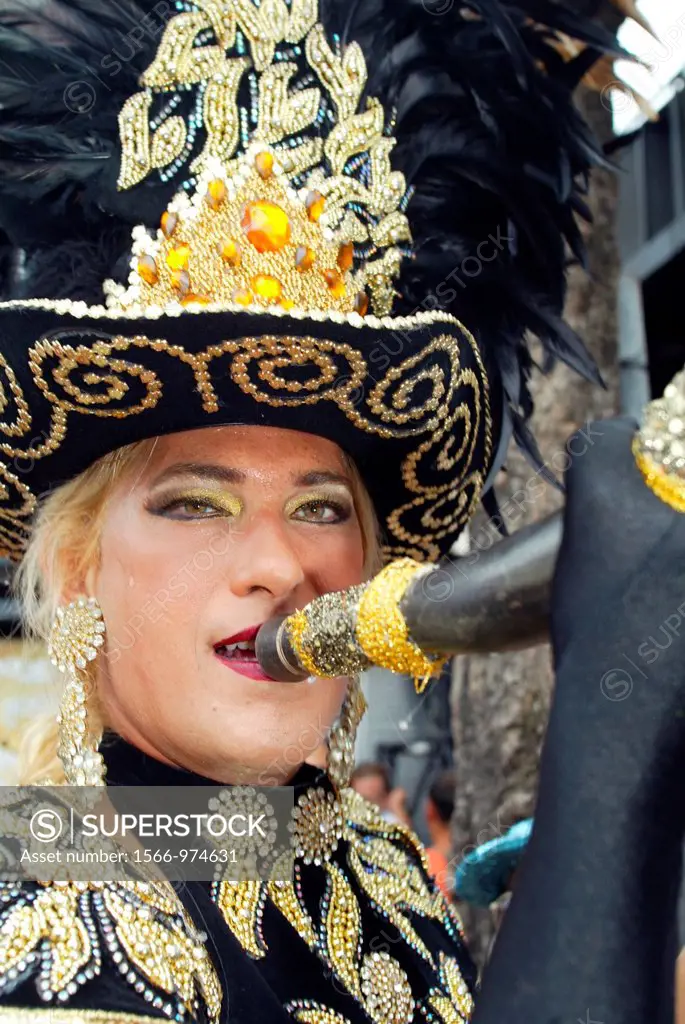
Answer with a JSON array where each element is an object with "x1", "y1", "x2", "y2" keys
[{"x1": 255, "y1": 369, "x2": 685, "y2": 687}]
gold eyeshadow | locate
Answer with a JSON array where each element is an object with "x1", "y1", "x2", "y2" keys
[
  {"x1": 283, "y1": 488, "x2": 353, "y2": 519},
  {"x1": 147, "y1": 483, "x2": 353, "y2": 523},
  {"x1": 149, "y1": 486, "x2": 244, "y2": 518}
]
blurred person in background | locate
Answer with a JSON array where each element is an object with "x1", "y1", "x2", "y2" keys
[
  {"x1": 425, "y1": 769, "x2": 458, "y2": 900},
  {"x1": 350, "y1": 761, "x2": 411, "y2": 827}
]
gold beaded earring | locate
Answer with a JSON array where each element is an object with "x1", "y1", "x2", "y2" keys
[
  {"x1": 48, "y1": 597, "x2": 107, "y2": 786},
  {"x1": 327, "y1": 675, "x2": 367, "y2": 789}
]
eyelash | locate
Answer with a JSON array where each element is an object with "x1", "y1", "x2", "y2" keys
[
  {"x1": 290, "y1": 498, "x2": 350, "y2": 525},
  {"x1": 148, "y1": 495, "x2": 351, "y2": 524},
  {"x1": 148, "y1": 497, "x2": 231, "y2": 521}
]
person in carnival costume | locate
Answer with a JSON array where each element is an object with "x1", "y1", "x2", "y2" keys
[{"x1": 0, "y1": 2, "x2": 683, "y2": 1023}]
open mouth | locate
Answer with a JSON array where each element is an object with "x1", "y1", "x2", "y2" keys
[
  {"x1": 215, "y1": 639, "x2": 256, "y2": 660},
  {"x1": 213, "y1": 625, "x2": 272, "y2": 681}
]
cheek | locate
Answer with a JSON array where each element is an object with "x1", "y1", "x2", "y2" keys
[
  {"x1": 93, "y1": 509, "x2": 221, "y2": 691},
  {"x1": 302, "y1": 526, "x2": 367, "y2": 593},
  {"x1": 97, "y1": 501, "x2": 229, "y2": 612},
  {"x1": 270, "y1": 678, "x2": 347, "y2": 753}
]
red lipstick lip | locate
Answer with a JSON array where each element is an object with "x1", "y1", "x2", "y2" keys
[
  {"x1": 213, "y1": 623, "x2": 274, "y2": 682},
  {"x1": 214, "y1": 624, "x2": 262, "y2": 648},
  {"x1": 214, "y1": 655, "x2": 273, "y2": 682}
]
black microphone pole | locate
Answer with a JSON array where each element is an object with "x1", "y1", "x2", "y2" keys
[{"x1": 256, "y1": 511, "x2": 562, "y2": 681}]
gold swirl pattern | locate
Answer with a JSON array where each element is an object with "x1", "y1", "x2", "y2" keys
[
  {"x1": 0, "y1": 355, "x2": 32, "y2": 439},
  {"x1": 0, "y1": 322, "x2": 489, "y2": 562},
  {"x1": 199, "y1": 336, "x2": 368, "y2": 412},
  {"x1": 30, "y1": 337, "x2": 165, "y2": 418},
  {"x1": 0, "y1": 465, "x2": 38, "y2": 558}
]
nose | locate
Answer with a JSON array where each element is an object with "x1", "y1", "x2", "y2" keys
[{"x1": 229, "y1": 514, "x2": 306, "y2": 600}]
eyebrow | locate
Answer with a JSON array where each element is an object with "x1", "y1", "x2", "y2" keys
[
  {"x1": 150, "y1": 464, "x2": 352, "y2": 489},
  {"x1": 296, "y1": 470, "x2": 351, "y2": 488},
  {"x1": 151, "y1": 463, "x2": 247, "y2": 487}
]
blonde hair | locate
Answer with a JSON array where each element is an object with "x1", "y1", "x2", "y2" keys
[{"x1": 15, "y1": 436, "x2": 381, "y2": 783}]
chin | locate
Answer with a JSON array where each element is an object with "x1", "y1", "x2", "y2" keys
[{"x1": 210, "y1": 658, "x2": 329, "y2": 708}]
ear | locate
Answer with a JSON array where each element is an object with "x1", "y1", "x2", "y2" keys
[{"x1": 44, "y1": 551, "x2": 99, "y2": 608}]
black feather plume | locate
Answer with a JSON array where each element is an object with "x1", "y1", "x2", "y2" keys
[
  {"x1": 322, "y1": 0, "x2": 622, "y2": 473},
  {"x1": 0, "y1": 0, "x2": 623, "y2": 479}
]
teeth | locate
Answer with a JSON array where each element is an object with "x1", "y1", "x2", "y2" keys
[{"x1": 217, "y1": 639, "x2": 255, "y2": 655}]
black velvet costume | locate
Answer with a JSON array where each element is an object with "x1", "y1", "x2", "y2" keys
[{"x1": 0, "y1": 736, "x2": 476, "y2": 1023}]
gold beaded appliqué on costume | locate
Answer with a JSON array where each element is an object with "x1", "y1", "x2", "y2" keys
[
  {"x1": 426, "y1": 953, "x2": 475, "y2": 1023},
  {"x1": 0, "y1": 1012, "x2": 169, "y2": 1023},
  {"x1": 213, "y1": 786, "x2": 473, "y2": 1024},
  {"x1": 0, "y1": 881, "x2": 221, "y2": 1022},
  {"x1": 113, "y1": 0, "x2": 412, "y2": 318},
  {"x1": 291, "y1": 787, "x2": 344, "y2": 866},
  {"x1": 0, "y1": 325, "x2": 489, "y2": 564}
]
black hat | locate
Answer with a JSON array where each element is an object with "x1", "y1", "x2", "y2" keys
[{"x1": 0, "y1": 0, "x2": 620, "y2": 560}]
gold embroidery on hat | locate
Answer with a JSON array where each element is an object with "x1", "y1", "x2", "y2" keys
[
  {"x1": 118, "y1": 93, "x2": 153, "y2": 189},
  {"x1": 116, "y1": 149, "x2": 377, "y2": 316},
  {"x1": 191, "y1": 59, "x2": 247, "y2": 170},
  {"x1": 114, "y1": 0, "x2": 411, "y2": 316},
  {"x1": 0, "y1": 464, "x2": 38, "y2": 559},
  {"x1": 0, "y1": 353, "x2": 32, "y2": 438},
  {"x1": 0, "y1": 326, "x2": 488, "y2": 562}
]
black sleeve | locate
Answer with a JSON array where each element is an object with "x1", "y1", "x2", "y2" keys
[{"x1": 474, "y1": 417, "x2": 685, "y2": 1024}]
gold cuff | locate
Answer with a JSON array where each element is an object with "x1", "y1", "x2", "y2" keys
[
  {"x1": 285, "y1": 560, "x2": 447, "y2": 691},
  {"x1": 356, "y1": 558, "x2": 448, "y2": 693}
]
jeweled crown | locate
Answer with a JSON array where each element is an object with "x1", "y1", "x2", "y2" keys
[{"x1": 106, "y1": 1, "x2": 412, "y2": 318}]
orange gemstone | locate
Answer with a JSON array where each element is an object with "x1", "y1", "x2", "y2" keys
[
  {"x1": 137, "y1": 254, "x2": 158, "y2": 285},
  {"x1": 219, "y1": 240, "x2": 242, "y2": 267},
  {"x1": 181, "y1": 293, "x2": 209, "y2": 306},
  {"x1": 241, "y1": 200, "x2": 291, "y2": 252},
  {"x1": 306, "y1": 190, "x2": 325, "y2": 222},
  {"x1": 206, "y1": 178, "x2": 226, "y2": 209},
  {"x1": 295, "y1": 245, "x2": 315, "y2": 271},
  {"x1": 354, "y1": 290, "x2": 369, "y2": 316},
  {"x1": 337, "y1": 242, "x2": 354, "y2": 272},
  {"x1": 255, "y1": 151, "x2": 274, "y2": 179},
  {"x1": 171, "y1": 268, "x2": 190, "y2": 296},
  {"x1": 280, "y1": 298, "x2": 295, "y2": 311},
  {"x1": 232, "y1": 287, "x2": 254, "y2": 306},
  {"x1": 166, "y1": 244, "x2": 190, "y2": 271},
  {"x1": 160, "y1": 211, "x2": 178, "y2": 238},
  {"x1": 324, "y1": 268, "x2": 345, "y2": 299},
  {"x1": 252, "y1": 274, "x2": 283, "y2": 303}
]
